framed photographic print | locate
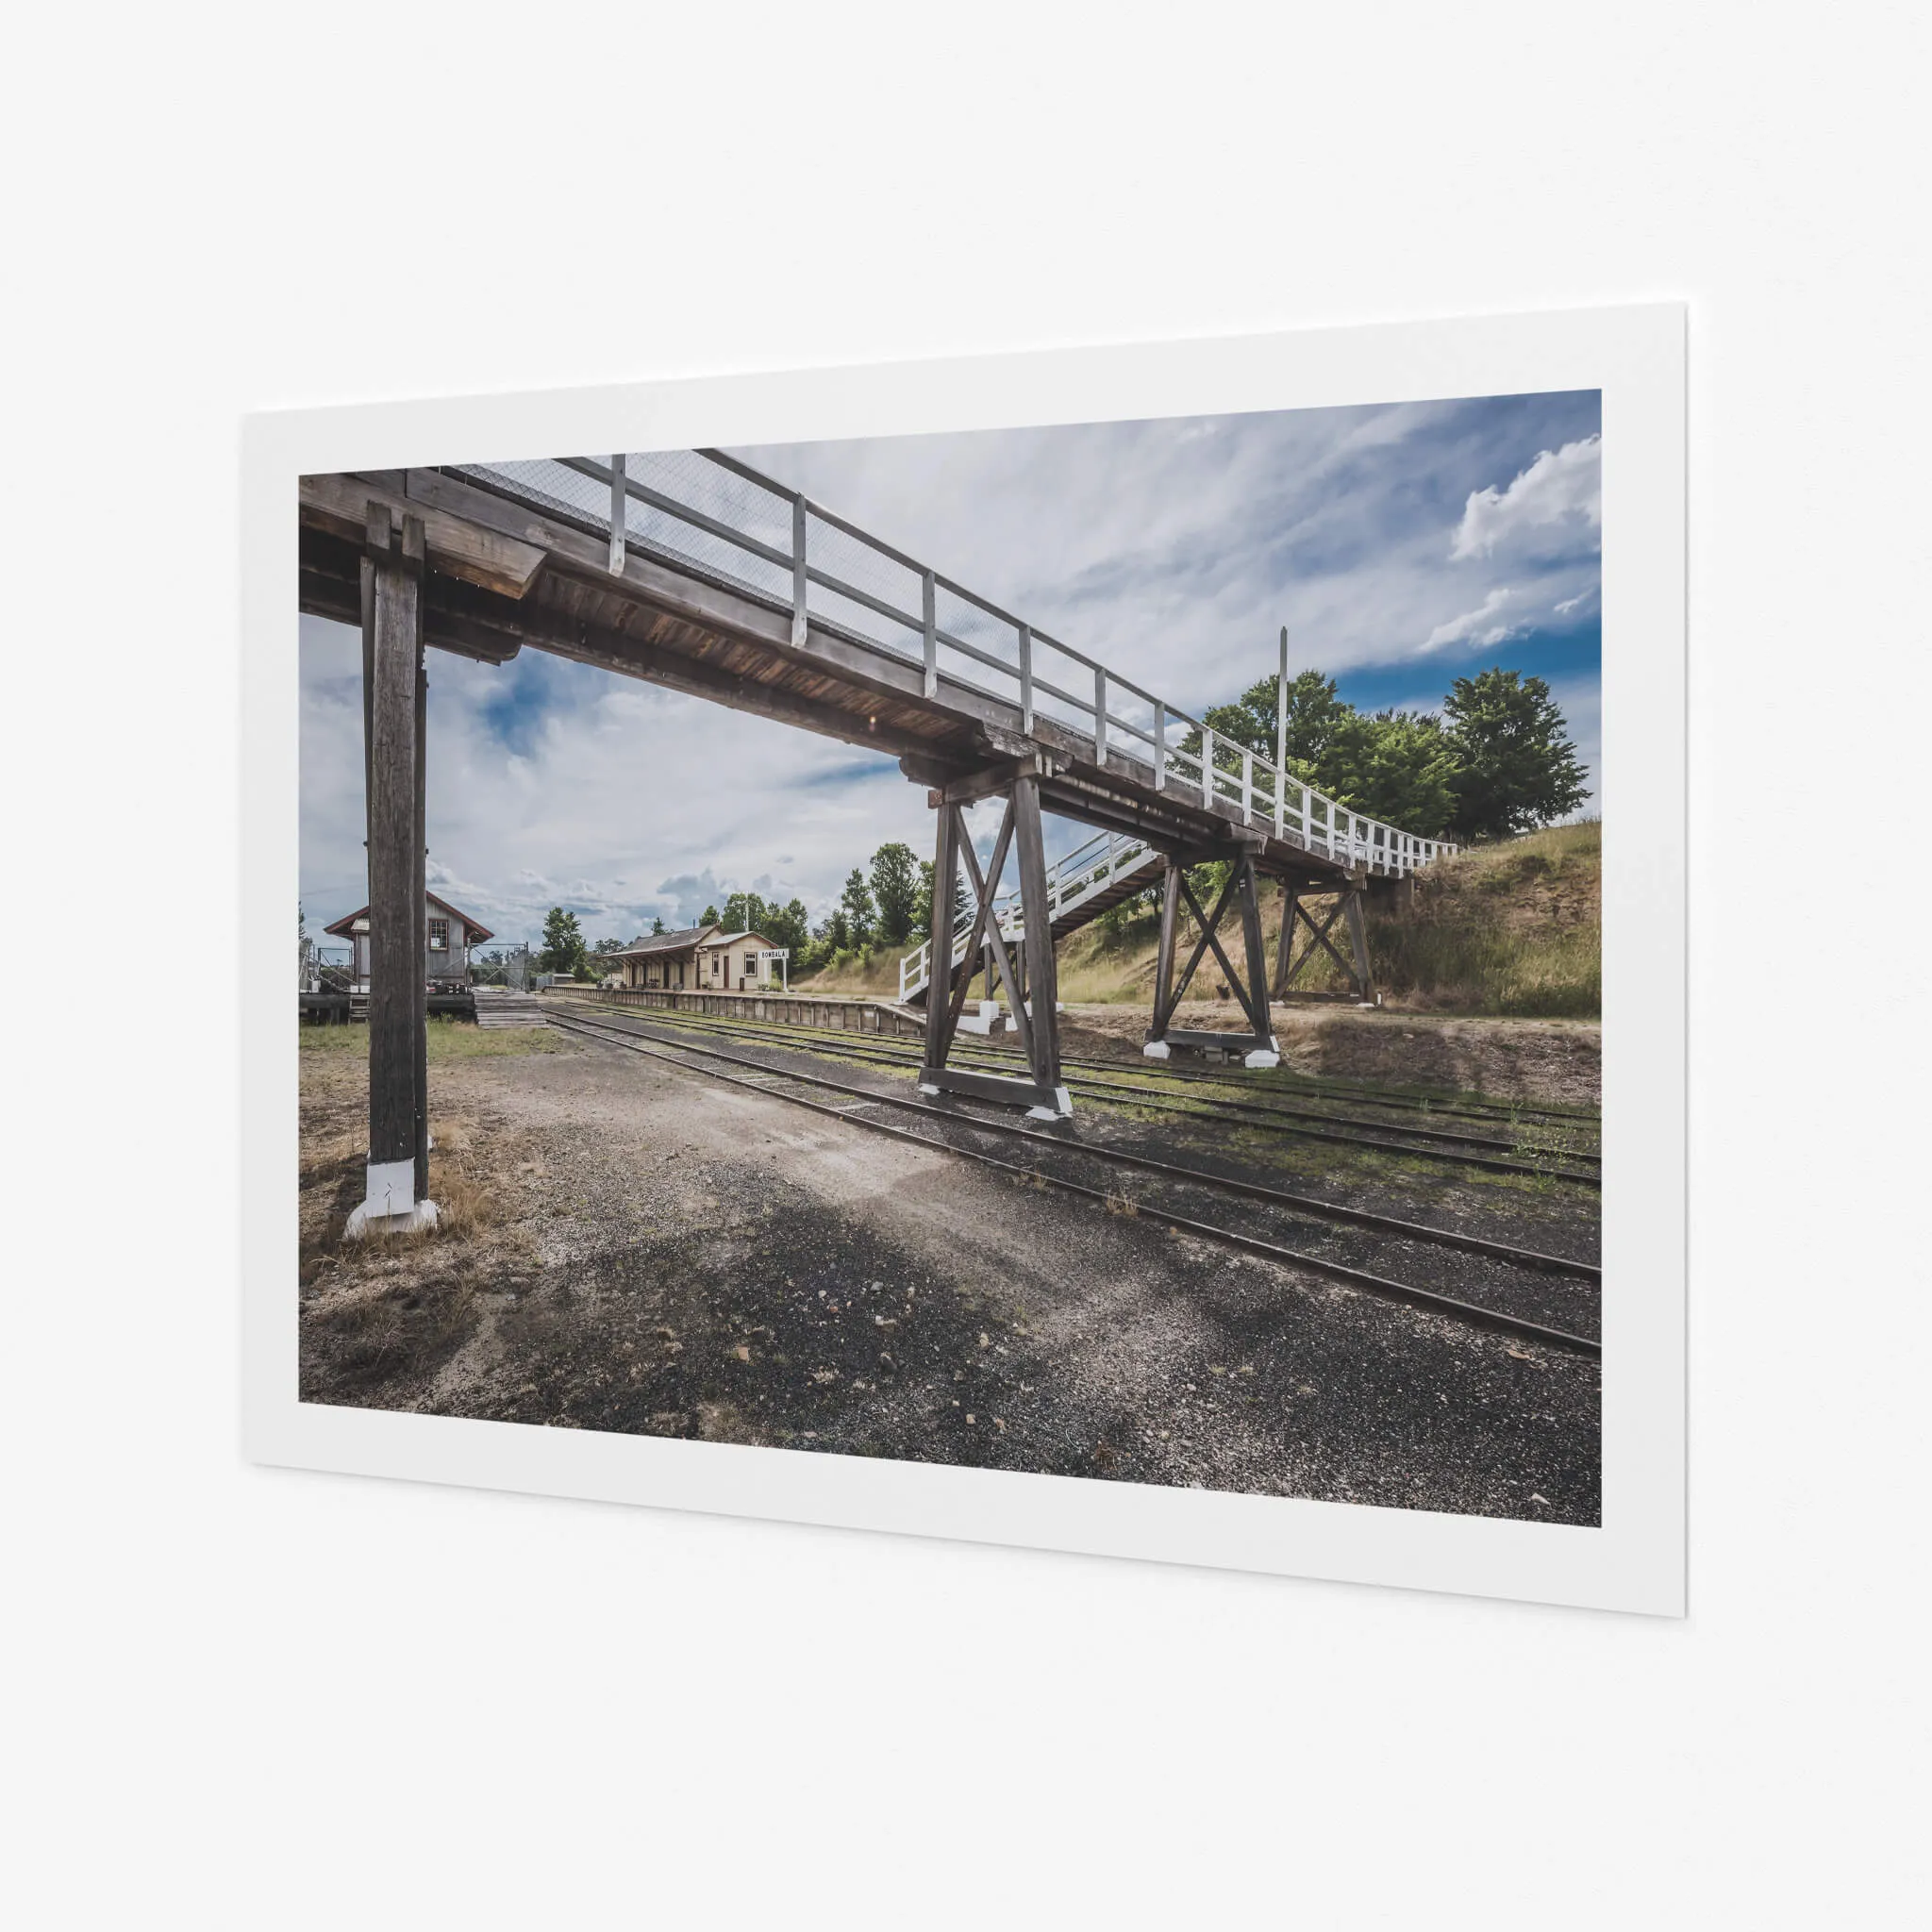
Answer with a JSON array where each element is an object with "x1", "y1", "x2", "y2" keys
[{"x1": 244, "y1": 303, "x2": 1685, "y2": 1614}]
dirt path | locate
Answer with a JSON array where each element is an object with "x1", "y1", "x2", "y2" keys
[{"x1": 298, "y1": 1033, "x2": 1599, "y2": 1524}]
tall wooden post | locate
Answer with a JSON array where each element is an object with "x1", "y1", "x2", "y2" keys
[
  {"x1": 921, "y1": 800, "x2": 958, "y2": 1076},
  {"x1": 1341, "y1": 887, "x2": 1377, "y2": 1007},
  {"x1": 412, "y1": 644, "x2": 429, "y2": 1201},
  {"x1": 1273, "y1": 882, "x2": 1300, "y2": 999},
  {"x1": 1010, "y1": 774, "x2": 1064, "y2": 1103},
  {"x1": 350, "y1": 505, "x2": 435, "y2": 1235},
  {"x1": 1146, "y1": 860, "x2": 1182, "y2": 1054},
  {"x1": 1234, "y1": 855, "x2": 1279, "y2": 1061}
]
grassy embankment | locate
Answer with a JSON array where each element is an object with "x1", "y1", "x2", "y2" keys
[{"x1": 797, "y1": 821, "x2": 1601, "y2": 1019}]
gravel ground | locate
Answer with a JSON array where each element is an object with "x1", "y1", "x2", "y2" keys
[{"x1": 299, "y1": 1031, "x2": 1601, "y2": 1524}]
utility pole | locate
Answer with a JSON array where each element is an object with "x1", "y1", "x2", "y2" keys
[{"x1": 1276, "y1": 623, "x2": 1289, "y2": 774}]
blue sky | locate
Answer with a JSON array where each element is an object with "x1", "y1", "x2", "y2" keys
[{"x1": 300, "y1": 391, "x2": 1601, "y2": 951}]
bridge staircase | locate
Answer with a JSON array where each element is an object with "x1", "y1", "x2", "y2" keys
[{"x1": 897, "y1": 827, "x2": 1164, "y2": 1006}]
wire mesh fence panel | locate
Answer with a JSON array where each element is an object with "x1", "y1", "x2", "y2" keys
[{"x1": 471, "y1": 944, "x2": 531, "y2": 991}]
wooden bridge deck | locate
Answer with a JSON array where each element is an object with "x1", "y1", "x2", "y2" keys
[{"x1": 298, "y1": 457, "x2": 1446, "y2": 891}]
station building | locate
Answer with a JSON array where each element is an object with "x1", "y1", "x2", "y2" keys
[
  {"x1": 612, "y1": 924, "x2": 787, "y2": 992},
  {"x1": 324, "y1": 891, "x2": 493, "y2": 992}
]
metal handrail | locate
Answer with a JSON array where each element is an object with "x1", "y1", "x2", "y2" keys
[{"x1": 475, "y1": 449, "x2": 1458, "y2": 883}]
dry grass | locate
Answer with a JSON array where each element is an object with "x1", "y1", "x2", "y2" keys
[
  {"x1": 299, "y1": 1015, "x2": 573, "y2": 1059},
  {"x1": 302, "y1": 1266, "x2": 480, "y2": 1391},
  {"x1": 791, "y1": 823, "x2": 1601, "y2": 1018},
  {"x1": 791, "y1": 950, "x2": 906, "y2": 998},
  {"x1": 1047, "y1": 822, "x2": 1602, "y2": 1018}
]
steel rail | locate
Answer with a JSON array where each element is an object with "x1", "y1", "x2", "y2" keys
[
  {"x1": 545, "y1": 1008, "x2": 1600, "y2": 1357},
  {"x1": 573, "y1": 991, "x2": 1597, "y2": 1128},
  {"x1": 575, "y1": 1001, "x2": 1601, "y2": 1179},
  {"x1": 554, "y1": 1007, "x2": 1604, "y2": 1258}
]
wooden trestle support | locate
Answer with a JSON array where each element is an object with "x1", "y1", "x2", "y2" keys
[
  {"x1": 348, "y1": 502, "x2": 438, "y2": 1236},
  {"x1": 919, "y1": 758, "x2": 1073, "y2": 1121},
  {"x1": 1272, "y1": 874, "x2": 1377, "y2": 1007},
  {"x1": 1142, "y1": 845, "x2": 1283, "y2": 1068}
]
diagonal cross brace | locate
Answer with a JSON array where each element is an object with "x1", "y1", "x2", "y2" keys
[
  {"x1": 1175, "y1": 869, "x2": 1267, "y2": 1034},
  {"x1": 943, "y1": 799, "x2": 1017, "y2": 1041},
  {"x1": 958, "y1": 807, "x2": 1034, "y2": 1065},
  {"x1": 1285, "y1": 900, "x2": 1352, "y2": 986}
]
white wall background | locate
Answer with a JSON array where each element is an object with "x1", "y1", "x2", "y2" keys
[{"x1": 6, "y1": 3, "x2": 1926, "y2": 1924}]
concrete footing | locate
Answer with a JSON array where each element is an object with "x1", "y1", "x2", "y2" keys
[
  {"x1": 346, "y1": 1198, "x2": 439, "y2": 1239},
  {"x1": 1141, "y1": 1041, "x2": 1171, "y2": 1059},
  {"x1": 958, "y1": 1000, "x2": 1001, "y2": 1036},
  {"x1": 1024, "y1": 1086, "x2": 1074, "y2": 1122}
]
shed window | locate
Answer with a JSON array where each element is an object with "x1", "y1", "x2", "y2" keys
[
  {"x1": 428, "y1": 919, "x2": 449, "y2": 952},
  {"x1": 743, "y1": 952, "x2": 757, "y2": 975}
]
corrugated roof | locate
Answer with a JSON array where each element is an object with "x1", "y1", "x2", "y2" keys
[
  {"x1": 611, "y1": 924, "x2": 777, "y2": 959},
  {"x1": 322, "y1": 891, "x2": 493, "y2": 942},
  {"x1": 612, "y1": 924, "x2": 717, "y2": 958}
]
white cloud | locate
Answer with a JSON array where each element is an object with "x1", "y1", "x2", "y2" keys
[
  {"x1": 1422, "y1": 586, "x2": 1518, "y2": 652},
  {"x1": 303, "y1": 396, "x2": 1602, "y2": 949},
  {"x1": 1451, "y1": 434, "x2": 1602, "y2": 560}
]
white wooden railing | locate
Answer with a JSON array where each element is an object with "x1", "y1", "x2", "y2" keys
[
  {"x1": 896, "y1": 827, "x2": 1163, "y2": 1002},
  {"x1": 457, "y1": 448, "x2": 1459, "y2": 885}
]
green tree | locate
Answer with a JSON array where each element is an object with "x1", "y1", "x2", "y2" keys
[
  {"x1": 1180, "y1": 669, "x2": 1349, "y2": 779},
  {"x1": 650, "y1": 916, "x2": 666, "y2": 936},
  {"x1": 913, "y1": 859, "x2": 935, "y2": 938},
  {"x1": 722, "y1": 890, "x2": 772, "y2": 937},
  {"x1": 1442, "y1": 668, "x2": 1589, "y2": 841},
  {"x1": 700, "y1": 904, "x2": 720, "y2": 926},
  {"x1": 817, "y1": 907, "x2": 853, "y2": 957},
  {"x1": 840, "y1": 868, "x2": 875, "y2": 949},
  {"x1": 869, "y1": 841, "x2": 920, "y2": 945},
  {"x1": 764, "y1": 896, "x2": 810, "y2": 959},
  {"x1": 539, "y1": 907, "x2": 587, "y2": 977},
  {"x1": 1321, "y1": 708, "x2": 1460, "y2": 839}
]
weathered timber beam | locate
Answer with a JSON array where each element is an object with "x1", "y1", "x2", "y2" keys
[
  {"x1": 926, "y1": 753, "x2": 1059, "y2": 809},
  {"x1": 304, "y1": 525, "x2": 935, "y2": 758},
  {"x1": 300, "y1": 546, "x2": 525, "y2": 663},
  {"x1": 523, "y1": 608, "x2": 941, "y2": 760},
  {"x1": 301, "y1": 473, "x2": 546, "y2": 599}
]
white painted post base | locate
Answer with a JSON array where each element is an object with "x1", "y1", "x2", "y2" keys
[
  {"x1": 1243, "y1": 1049, "x2": 1281, "y2": 1070},
  {"x1": 917, "y1": 1083, "x2": 941, "y2": 1097},
  {"x1": 1024, "y1": 1087, "x2": 1074, "y2": 1122},
  {"x1": 1142, "y1": 1041, "x2": 1171, "y2": 1059},
  {"x1": 346, "y1": 1199, "x2": 440, "y2": 1239},
  {"x1": 345, "y1": 1157, "x2": 439, "y2": 1240},
  {"x1": 958, "y1": 1000, "x2": 1001, "y2": 1036}
]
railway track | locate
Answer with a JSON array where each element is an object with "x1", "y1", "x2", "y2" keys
[
  {"x1": 572, "y1": 995, "x2": 1599, "y2": 1130},
  {"x1": 544, "y1": 1004, "x2": 1602, "y2": 1357},
  {"x1": 562, "y1": 1000, "x2": 1600, "y2": 1186}
]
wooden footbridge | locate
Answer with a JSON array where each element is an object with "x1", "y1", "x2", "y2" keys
[{"x1": 299, "y1": 447, "x2": 1454, "y2": 1227}]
